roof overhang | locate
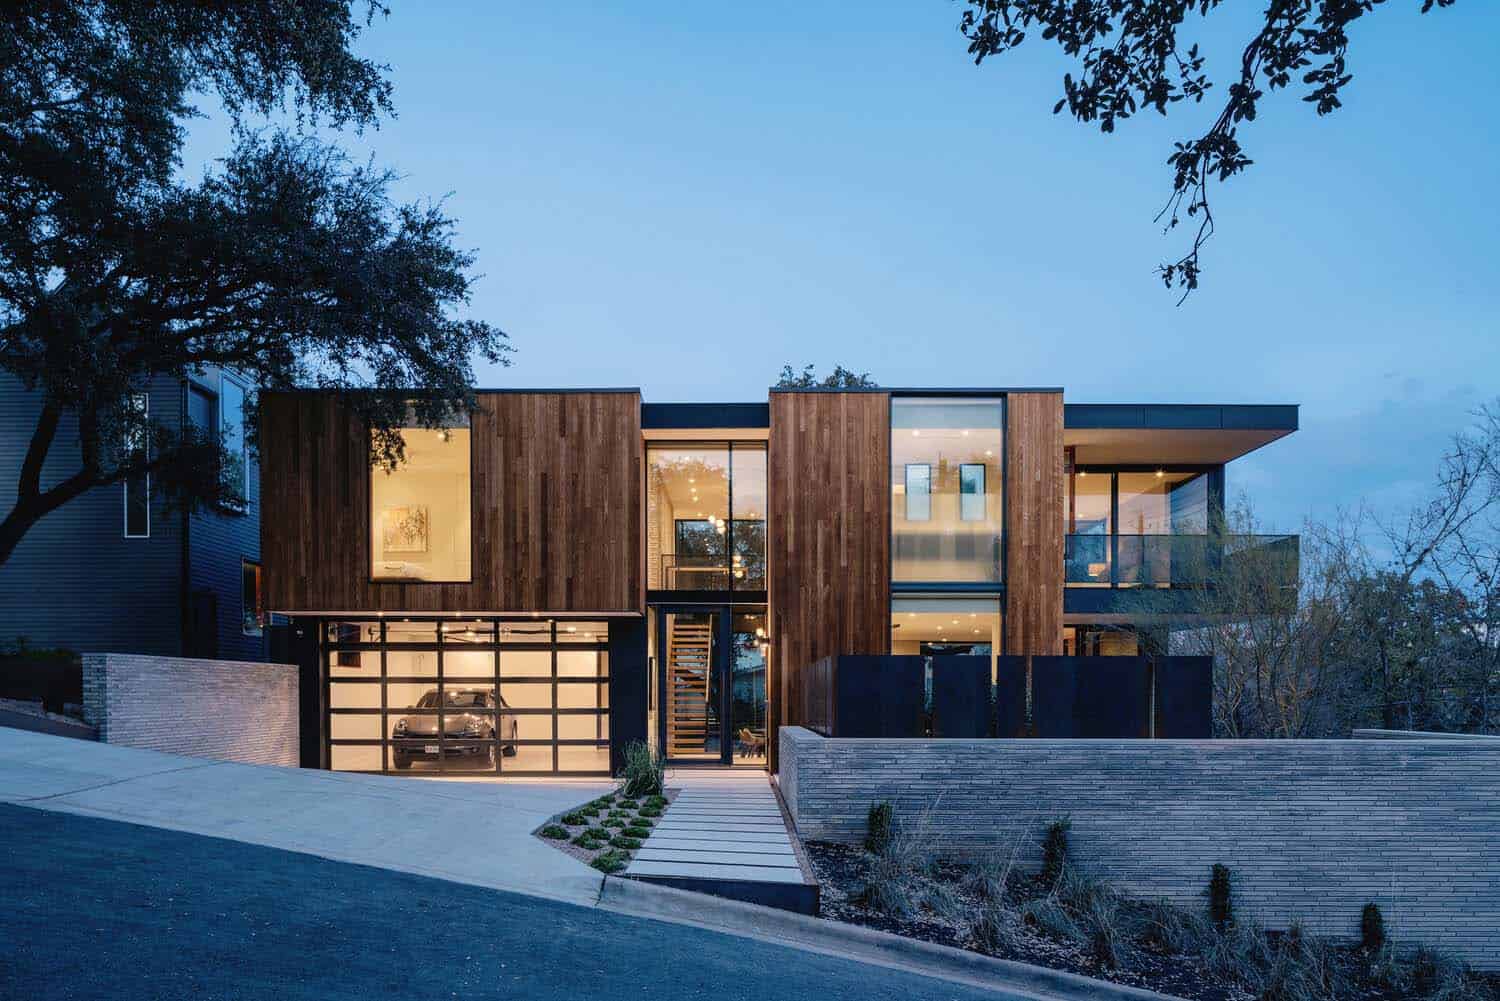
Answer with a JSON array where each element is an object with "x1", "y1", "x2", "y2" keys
[{"x1": 1063, "y1": 404, "x2": 1297, "y2": 465}]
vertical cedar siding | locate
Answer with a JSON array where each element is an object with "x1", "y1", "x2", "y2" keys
[
  {"x1": 259, "y1": 391, "x2": 643, "y2": 615},
  {"x1": 767, "y1": 390, "x2": 892, "y2": 770},
  {"x1": 1004, "y1": 391, "x2": 1065, "y2": 655}
]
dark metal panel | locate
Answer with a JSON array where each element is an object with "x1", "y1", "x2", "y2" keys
[
  {"x1": 608, "y1": 617, "x2": 649, "y2": 773},
  {"x1": 834, "y1": 655, "x2": 924, "y2": 738},
  {"x1": 995, "y1": 655, "x2": 1028, "y2": 737},
  {"x1": 1031, "y1": 656, "x2": 1150, "y2": 737},
  {"x1": 1155, "y1": 655, "x2": 1214, "y2": 738},
  {"x1": 928, "y1": 656, "x2": 991, "y2": 738},
  {"x1": 269, "y1": 618, "x2": 322, "y2": 767},
  {"x1": 642, "y1": 403, "x2": 769, "y2": 429}
]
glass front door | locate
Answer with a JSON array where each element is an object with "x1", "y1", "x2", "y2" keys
[{"x1": 656, "y1": 605, "x2": 767, "y2": 767}]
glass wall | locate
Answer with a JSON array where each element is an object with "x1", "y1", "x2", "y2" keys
[
  {"x1": 891, "y1": 398, "x2": 1005, "y2": 584},
  {"x1": 1066, "y1": 467, "x2": 1214, "y2": 587},
  {"x1": 730, "y1": 610, "x2": 769, "y2": 765},
  {"x1": 646, "y1": 443, "x2": 766, "y2": 591},
  {"x1": 890, "y1": 596, "x2": 1002, "y2": 683},
  {"x1": 326, "y1": 618, "x2": 609, "y2": 775},
  {"x1": 370, "y1": 422, "x2": 471, "y2": 582}
]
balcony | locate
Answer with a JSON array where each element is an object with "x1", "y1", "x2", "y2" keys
[{"x1": 1065, "y1": 533, "x2": 1299, "y2": 588}]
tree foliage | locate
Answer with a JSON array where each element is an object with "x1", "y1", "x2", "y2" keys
[
  {"x1": 957, "y1": 0, "x2": 1459, "y2": 300},
  {"x1": 1167, "y1": 403, "x2": 1499, "y2": 736},
  {"x1": 775, "y1": 363, "x2": 878, "y2": 389},
  {"x1": 0, "y1": 1, "x2": 509, "y2": 565}
]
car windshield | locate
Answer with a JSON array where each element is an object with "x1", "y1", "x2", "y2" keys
[{"x1": 412, "y1": 690, "x2": 494, "y2": 709}]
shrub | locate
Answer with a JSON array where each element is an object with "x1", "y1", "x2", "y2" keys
[
  {"x1": 1203, "y1": 920, "x2": 1272, "y2": 985},
  {"x1": 1137, "y1": 898, "x2": 1209, "y2": 956},
  {"x1": 616, "y1": 798, "x2": 638, "y2": 809},
  {"x1": 1040, "y1": 817, "x2": 1070, "y2": 889},
  {"x1": 644, "y1": 794, "x2": 668, "y2": 809},
  {"x1": 1360, "y1": 902, "x2": 1386, "y2": 952},
  {"x1": 637, "y1": 805, "x2": 663, "y2": 818},
  {"x1": 607, "y1": 809, "x2": 631, "y2": 819},
  {"x1": 971, "y1": 901, "x2": 1026, "y2": 955},
  {"x1": 539, "y1": 824, "x2": 569, "y2": 840},
  {"x1": 589, "y1": 849, "x2": 628, "y2": 874},
  {"x1": 560, "y1": 811, "x2": 587, "y2": 826},
  {"x1": 1023, "y1": 897, "x2": 1081, "y2": 943},
  {"x1": 1208, "y1": 863, "x2": 1234, "y2": 930},
  {"x1": 963, "y1": 853, "x2": 1011, "y2": 903},
  {"x1": 622, "y1": 824, "x2": 652, "y2": 838},
  {"x1": 618, "y1": 740, "x2": 663, "y2": 798},
  {"x1": 571, "y1": 828, "x2": 606, "y2": 847},
  {"x1": 602, "y1": 818, "x2": 625, "y2": 829},
  {"x1": 611, "y1": 834, "x2": 642, "y2": 851},
  {"x1": 855, "y1": 849, "x2": 919, "y2": 917},
  {"x1": 865, "y1": 801, "x2": 894, "y2": 855}
]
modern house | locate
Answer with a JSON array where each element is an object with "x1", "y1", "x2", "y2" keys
[
  {"x1": 0, "y1": 368, "x2": 265, "y2": 662},
  {"x1": 258, "y1": 388, "x2": 1297, "y2": 777}
]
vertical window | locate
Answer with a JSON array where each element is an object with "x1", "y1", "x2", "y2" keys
[
  {"x1": 123, "y1": 393, "x2": 149, "y2": 538},
  {"x1": 645, "y1": 442, "x2": 764, "y2": 591},
  {"x1": 959, "y1": 463, "x2": 986, "y2": 521},
  {"x1": 904, "y1": 464, "x2": 931, "y2": 521},
  {"x1": 241, "y1": 560, "x2": 263, "y2": 636},
  {"x1": 370, "y1": 417, "x2": 472, "y2": 582},
  {"x1": 220, "y1": 378, "x2": 248, "y2": 507},
  {"x1": 891, "y1": 398, "x2": 1004, "y2": 583}
]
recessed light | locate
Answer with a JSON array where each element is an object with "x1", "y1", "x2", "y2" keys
[
  {"x1": 567, "y1": 626, "x2": 577, "y2": 633},
  {"x1": 1155, "y1": 469, "x2": 1165, "y2": 478},
  {"x1": 985, "y1": 449, "x2": 993, "y2": 457}
]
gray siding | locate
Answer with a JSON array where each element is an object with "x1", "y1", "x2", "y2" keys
[
  {"x1": 0, "y1": 374, "x2": 183, "y2": 654},
  {"x1": 0, "y1": 370, "x2": 262, "y2": 660},
  {"x1": 779, "y1": 727, "x2": 1500, "y2": 969}
]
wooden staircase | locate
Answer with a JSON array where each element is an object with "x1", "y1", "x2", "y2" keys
[{"x1": 666, "y1": 619, "x2": 713, "y2": 756}]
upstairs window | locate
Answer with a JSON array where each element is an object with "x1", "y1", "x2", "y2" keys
[
  {"x1": 123, "y1": 393, "x2": 149, "y2": 538},
  {"x1": 370, "y1": 420, "x2": 472, "y2": 583},
  {"x1": 220, "y1": 377, "x2": 248, "y2": 508},
  {"x1": 891, "y1": 398, "x2": 1005, "y2": 584}
]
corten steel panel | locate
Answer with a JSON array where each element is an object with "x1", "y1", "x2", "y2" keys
[
  {"x1": 1004, "y1": 392, "x2": 1065, "y2": 655},
  {"x1": 260, "y1": 391, "x2": 642, "y2": 614},
  {"x1": 767, "y1": 391, "x2": 891, "y2": 770}
]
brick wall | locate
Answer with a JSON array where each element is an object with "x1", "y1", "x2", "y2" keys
[
  {"x1": 83, "y1": 654, "x2": 298, "y2": 766},
  {"x1": 779, "y1": 726, "x2": 1500, "y2": 969}
]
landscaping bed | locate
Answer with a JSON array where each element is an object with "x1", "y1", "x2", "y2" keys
[
  {"x1": 803, "y1": 809, "x2": 1498, "y2": 1001},
  {"x1": 535, "y1": 787, "x2": 676, "y2": 873}
]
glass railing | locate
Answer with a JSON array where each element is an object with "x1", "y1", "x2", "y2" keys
[{"x1": 1065, "y1": 533, "x2": 1298, "y2": 587}]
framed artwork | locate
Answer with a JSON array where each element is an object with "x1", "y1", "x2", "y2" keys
[{"x1": 382, "y1": 505, "x2": 430, "y2": 554}]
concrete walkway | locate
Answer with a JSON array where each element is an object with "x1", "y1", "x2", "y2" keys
[
  {"x1": 629, "y1": 770, "x2": 804, "y2": 885},
  {"x1": 0, "y1": 727, "x2": 610, "y2": 905}
]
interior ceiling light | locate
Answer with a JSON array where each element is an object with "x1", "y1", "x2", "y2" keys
[{"x1": 1156, "y1": 469, "x2": 1165, "y2": 478}]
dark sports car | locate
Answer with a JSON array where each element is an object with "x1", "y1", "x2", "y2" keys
[{"x1": 390, "y1": 688, "x2": 518, "y2": 769}]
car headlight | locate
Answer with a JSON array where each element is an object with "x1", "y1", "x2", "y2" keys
[{"x1": 393, "y1": 719, "x2": 407, "y2": 734}]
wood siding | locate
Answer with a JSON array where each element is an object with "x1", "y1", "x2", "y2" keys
[
  {"x1": 768, "y1": 391, "x2": 891, "y2": 770},
  {"x1": 260, "y1": 391, "x2": 642, "y2": 614},
  {"x1": 1005, "y1": 391, "x2": 1065, "y2": 655}
]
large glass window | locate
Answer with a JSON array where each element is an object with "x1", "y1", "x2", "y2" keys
[
  {"x1": 370, "y1": 421, "x2": 471, "y2": 582},
  {"x1": 1067, "y1": 467, "x2": 1213, "y2": 586},
  {"x1": 891, "y1": 398, "x2": 1004, "y2": 584},
  {"x1": 646, "y1": 443, "x2": 765, "y2": 591},
  {"x1": 325, "y1": 618, "x2": 609, "y2": 775},
  {"x1": 890, "y1": 596, "x2": 1003, "y2": 684},
  {"x1": 220, "y1": 377, "x2": 248, "y2": 507}
]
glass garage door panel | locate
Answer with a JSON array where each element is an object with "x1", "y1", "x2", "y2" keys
[{"x1": 325, "y1": 617, "x2": 608, "y2": 775}]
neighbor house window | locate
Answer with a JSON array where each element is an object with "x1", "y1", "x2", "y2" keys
[
  {"x1": 904, "y1": 464, "x2": 931, "y2": 521},
  {"x1": 891, "y1": 397, "x2": 1005, "y2": 583},
  {"x1": 220, "y1": 377, "x2": 248, "y2": 508},
  {"x1": 959, "y1": 463, "x2": 985, "y2": 521},
  {"x1": 241, "y1": 560, "x2": 263, "y2": 636},
  {"x1": 370, "y1": 418, "x2": 472, "y2": 582},
  {"x1": 123, "y1": 393, "x2": 149, "y2": 538}
]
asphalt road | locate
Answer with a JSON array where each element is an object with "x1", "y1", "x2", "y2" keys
[{"x1": 0, "y1": 803, "x2": 1003, "y2": 1001}]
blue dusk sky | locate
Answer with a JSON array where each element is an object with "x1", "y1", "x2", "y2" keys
[{"x1": 182, "y1": 1, "x2": 1499, "y2": 533}]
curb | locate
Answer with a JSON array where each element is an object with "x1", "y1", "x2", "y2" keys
[{"x1": 597, "y1": 875, "x2": 1182, "y2": 1001}]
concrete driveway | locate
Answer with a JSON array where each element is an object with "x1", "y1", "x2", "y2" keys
[{"x1": 0, "y1": 727, "x2": 611, "y2": 906}]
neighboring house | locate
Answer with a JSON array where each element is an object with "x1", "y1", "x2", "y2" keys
[
  {"x1": 258, "y1": 388, "x2": 1297, "y2": 776},
  {"x1": 0, "y1": 368, "x2": 264, "y2": 662}
]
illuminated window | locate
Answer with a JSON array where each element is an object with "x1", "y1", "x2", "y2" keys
[{"x1": 370, "y1": 421, "x2": 471, "y2": 582}]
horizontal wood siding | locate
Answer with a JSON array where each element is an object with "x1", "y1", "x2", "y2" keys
[
  {"x1": 768, "y1": 391, "x2": 891, "y2": 770},
  {"x1": 260, "y1": 391, "x2": 641, "y2": 614},
  {"x1": 1004, "y1": 391, "x2": 1065, "y2": 655}
]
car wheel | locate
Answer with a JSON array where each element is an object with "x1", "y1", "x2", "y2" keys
[
  {"x1": 393, "y1": 752, "x2": 411, "y2": 770},
  {"x1": 502, "y1": 743, "x2": 517, "y2": 757}
]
